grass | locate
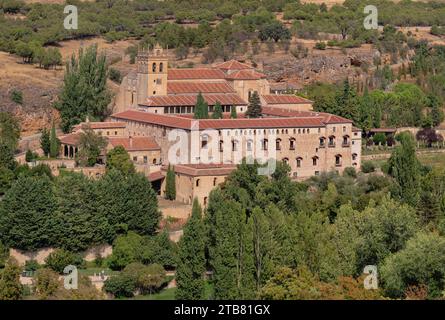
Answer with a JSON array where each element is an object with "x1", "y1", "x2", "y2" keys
[
  {"x1": 370, "y1": 152, "x2": 445, "y2": 170},
  {"x1": 129, "y1": 288, "x2": 177, "y2": 300}
]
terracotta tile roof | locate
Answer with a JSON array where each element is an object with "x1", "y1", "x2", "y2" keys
[
  {"x1": 168, "y1": 68, "x2": 226, "y2": 80},
  {"x1": 59, "y1": 133, "x2": 82, "y2": 146},
  {"x1": 112, "y1": 110, "x2": 331, "y2": 129},
  {"x1": 214, "y1": 60, "x2": 252, "y2": 71},
  {"x1": 73, "y1": 122, "x2": 126, "y2": 132},
  {"x1": 163, "y1": 163, "x2": 236, "y2": 177},
  {"x1": 140, "y1": 94, "x2": 247, "y2": 107},
  {"x1": 108, "y1": 137, "x2": 160, "y2": 151},
  {"x1": 262, "y1": 107, "x2": 353, "y2": 124},
  {"x1": 262, "y1": 94, "x2": 313, "y2": 105},
  {"x1": 225, "y1": 70, "x2": 267, "y2": 80},
  {"x1": 167, "y1": 82, "x2": 235, "y2": 94},
  {"x1": 148, "y1": 171, "x2": 165, "y2": 181},
  {"x1": 352, "y1": 126, "x2": 362, "y2": 132}
]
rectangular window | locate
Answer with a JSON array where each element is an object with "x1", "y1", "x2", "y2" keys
[{"x1": 143, "y1": 156, "x2": 148, "y2": 164}]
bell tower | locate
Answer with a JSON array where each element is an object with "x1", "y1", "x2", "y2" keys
[{"x1": 147, "y1": 43, "x2": 168, "y2": 96}]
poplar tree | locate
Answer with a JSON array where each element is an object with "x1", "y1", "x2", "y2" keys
[
  {"x1": 175, "y1": 198, "x2": 206, "y2": 299},
  {"x1": 165, "y1": 164, "x2": 176, "y2": 200},
  {"x1": 212, "y1": 101, "x2": 223, "y2": 119},
  {"x1": 49, "y1": 122, "x2": 59, "y2": 158},
  {"x1": 230, "y1": 107, "x2": 237, "y2": 119},
  {"x1": 40, "y1": 127, "x2": 50, "y2": 157},
  {"x1": 194, "y1": 93, "x2": 209, "y2": 119},
  {"x1": 246, "y1": 92, "x2": 262, "y2": 118}
]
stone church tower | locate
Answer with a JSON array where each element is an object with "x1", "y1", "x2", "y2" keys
[{"x1": 136, "y1": 43, "x2": 168, "y2": 105}]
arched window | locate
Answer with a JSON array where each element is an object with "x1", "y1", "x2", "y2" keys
[
  {"x1": 201, "y1": 134, "x2": 208, "y2": 149},
  {"x1": 219, "y1": 140, "x2": 224, "y2": 152},
  {"x1": 289, "y1": 138, "x2": 296, "y2": 150},
  {"x1": 319, "y1": 137, "x2": 326, "y2": 147},
  {"x1": 282, "y1": 157, "x2": 289, "y2": 164},
  {"x1": 246, "y1": 139, "x2": 253, "y2": 152},
  {"x1": 159, "y1": 62, "x2": 163, "y2": 72},
  {"x1": 153, "y1": 158, "x2": 157, "y2": 165},
  {"x1": 152, "y1": 62, "x2": 156, "y2": 72},
  {"x1": 296, "y1": 157, "x2": 302, "y2": 168},
  {"x1": 335, "y1": 154, "x2": 342, "y2": 166},
  {"x1": 342, "y1": 135, "x2": 350, "y2": 146},
  {"x1": 232, "y1": 140, "x2": 239, "y2": 152},
  {"x1": 312, "y1": 156, "x2": 319, "y2": 166},
  {"x1": 352, "y1": 153, "x2": 357, "y2": 161},
  {"x1": 276, "y1": 138, "x2": 282, "y2": 150},
  {"x1": 213, "y1": 178, "x2": 217, "y2": 186},
  {"x1": 196, "y1": 179, "x2": 200, "y2": 187},
  {"x1": 261, "y1": 139, "x2": 268, "y2": 151}
]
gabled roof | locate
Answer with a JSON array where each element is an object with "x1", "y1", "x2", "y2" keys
[
  {"x1": 215, "y1": 60, "x2": 252, "y2": 71},
  {"x1": 73, "y1": 122, "x2": 126, "y2": 131},
  {"x1": 168, "y1": 68, "x2": 226, "y2": 80},
  {"x1": 261, "y1": 107, "x2": 353, "y2": 124},
  {"x1": 59, "y1": 133, "x2": 82, "y2": 146},
  {"x1": 225, "y1": 70, "x2": 267, "y2": 80},
  {"x1": 167, "y1": 82, "x2": 235, "y2": 94},
  {"x1": 140, "y1": 94, "x2": 247, "y2": 107},
  {"x1": 262, "y1": 94, "x2": 313, "y2": 105},
  {"x1": 108, "y1": 137, "x2": 160, "y2": 151}
]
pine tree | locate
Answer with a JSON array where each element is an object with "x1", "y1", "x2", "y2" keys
[
  {"x1": 175, "y1": 198, "x2": 206, "y2": 299},
  {"x1": 49, "y1": 122, "x2": 59, "y2": 158},
  {"x1": 0, "y1": 258, "x2": 22, "y2": 300},
  {"x1": 194, "y1": 93, "x2": 209, "y2": 119},
  {"x1": 246, "y1": 92, "x2": 262, "y2": 118},
  {"x1": 165, "y1": 164, "x2": 176, "y2": 200},
  {"x1": 212, "y1": 101, "x2": 223, "y2": 119},
  {"x1": 230, "y1": 107, "x2": 238, "y2": 119},
  {"x1": 40, "y1": 127, "x2": 50, "y2": 157}
]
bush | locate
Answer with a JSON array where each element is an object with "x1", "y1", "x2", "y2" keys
[
  {"x1": 103, "y1": 273, "x2": 136, "y2": 298},
  {"x1": 25, "y1": 150, "x2": 35, "y2": 162},
  {"x1": 314, "y1": 42, "x2": 326, "y2": 50},
  {"x1": 109, "y1": 68, "x2": 122, "y2": 84},
  {"x1": 24, "y1": 260, "x2": 40, "y2": 272},
  {"x1": 45, "y1": 249, "x2": 84, "y2": 274},
  {"x1": 10, "y1": 89, "x2": 23, "y2": 104},
  {"x1": 361, "y1": 161, "x2": 376, "y2": 173},
  {"x1": 343, "y1": 167, "x2": 357, "y2": 178}
]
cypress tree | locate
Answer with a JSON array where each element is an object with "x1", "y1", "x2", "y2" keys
[
  {"x1": 0, "y1": 258, "x2": 22, "y2": 300},
  {"x1": 165, "y1": 164, "x2": 176, "y2": 200},
  {"x1": 230, "y1": 107, "x2": 238, "y2": 119},
  {"x1": 194, "y1": 93, "x2": 209, "y2": 119},
  {"x1": 40, "y1": 127, "x2": 50, "y2": 157},
  {"x1": 212, "y1": 101, "x2": 223, "y2": 119},
  {"x1": 175, "y1": 198, "x2": 206, "y2": 299},
  {"x1": 246, "y1": 92, "x2": 262, "y2": 118},
  {"x1": 49, "y1": 122, "x2": 59, "y2": 158}
]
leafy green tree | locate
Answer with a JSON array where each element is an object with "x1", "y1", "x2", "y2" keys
[
  {"x1": 140, "y1": 231, "x2": 177, "y2": 269},
  {"x1": 176, "y1": 198, "x2": 206, "y2": 299},
  {"x1": 373, "y1": 133, "x2": 386, "y2": 146},
  {"x1": 0, "y1": 258, "x2": 22, "y2": 300},
  {"x1": 0, "y1": 175, "x2": 57, "y2": 250},
  {"x1": 165, "y1": 164, "x2": 176, "y2": 200},
  {"x1": 76, "y1": 127, "x2": 107, "y2": 167},
  {"x1": 388, "y1": 132, "x2": 421, "y2": 206},
  {"x1": 34, "y1": 268, "x2": 60, "y2": 300},
  {"x1": 106, "y1": 146, "x2": 135, "y2": 175},
  {"x1": 246, "y1": 91, "x2": 262, "y2": 118},
  {"x1": 107, "y1": 232, "x2": 144, "y2": 271},
  {"x1": 123, "y1": 262, "x2": 166, "y2": 294},
  {"x1": 0, "y1": 144, "x2": 15, "y2": 171},
  {"x1": 0, "y1": 167, "x2": 14, "y2": 196},
  {"x1": 212, "y1": 101, "x2": 223, "y2": 119},
  {"x1": 258, "y1": 20, "x2": 290, "y2": 42},
  {"x1": 381, "y1": 232, "x2": 445, "y2": 299},
  {"x1": 103, "y1": 273, "x2": 136, "y2": 298},
  {"x1": 0, "y1": 112, "x2": 20, "y2": 152},
  {"x1": 49, "y1": 122, "x2": 59, "y2": 158},
  {"x1": 55, "y1": 45, "x2": 111, "y2": 133},
  {"x1": 45, "y1": 249, "x2": 84, "y2": 274},
  {"x1": 427, "y1": 94, "x2": 444, "y2": 127},
  {"x1": 40, "y1": 127, "x2": 50, "y2": 157}
]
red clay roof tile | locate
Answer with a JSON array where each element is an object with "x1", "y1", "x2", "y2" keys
[
  {"x1": 262, "y1": 94, "x2": 313, "y2": 105},
  {"x1": 108, "y1": 137, "x2": 160, "y2": 151},
  {"x1": 140, "y1": 94, "x2": 247, "y2": 107},
  {"x1": 168, "y1": 68, "x2": 226, "y2": 80},
  {"x1": 167, "y1": 82, "x2": 235, "y2": 94}
]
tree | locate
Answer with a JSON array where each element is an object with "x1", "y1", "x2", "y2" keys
[
  {"x1": 0, "y1": 144, "x2": 15, "y2": 171},
  {"x1": 258, "y1": 21, "x2": 290, "y2": 42},
  {"x1": 0, "y1": 175, "x2": 57, "y2": 250},
  {"x1": 381, "y1": 232, "x2": 445, "y2": 299},
  {"x1": 176, "y1": 198, "x2": 206, "y2": 299},
  {"x1": 0, "y1": 112, "x2": 20, "y2": 151},
  {"x1": 103, "y1": 273, "x2": 136, "y2": 298},
  {"x1": 230, "y1": 107, "x2": 238, "y2": 119},
  {"x1": 106, "y1": 146, "x2": 135, "y2": 175},
  {"x1": 0, "y1": 258, "x2": 22, "y2": 300},
  {"x1": 372, "y1": 133, "x2": 386, "y2": 146},
  {"x1": 25, "y1": 149, "x2": 35, "y2": 162},
  {"x1": 34, "y1": 268, "x2": 60, "y2": 300},
  {"x1": 76, "y1": 127, "x2": 107, "y2": 167},
  {"x1": 55, "y1": 45, "x2": 111, "y2": 133},
  {"x1": 212, "y1": 101, "x2": 223, "y2": 119},
  {"x1": 40, "y1": 127, "x2": 50, "y2": 157},
  {"x1": 388, "y1": 132, "x2": 421, "y2": 206},
  {"x1": 194, "y1": 93, "x2": 209, "y2": 119},
  {"x1": 246, "y1": 92, "x2": 262, "y2": 118},
  {"x1": 123, "y1": 262, "x2": 166, "y2": 295},
  {"x1": 49, "y1": 122, "x2": 59, "y2": 158},
  {"x1": 165, "y1": 164, "x2": 176, "y2": 200},
  {"x1": 427, "y1": 94, "x2": 444, "y2": 127},
  {"x1": 45, "y1": 249, "x2": 83, "y2": 274}
]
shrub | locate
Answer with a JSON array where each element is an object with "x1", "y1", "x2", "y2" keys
[
  {"x1": 103, "y1": 273, "x2": 136, "y2": 298},
  {"x1": 109, "y1": 68, "x2": 122, "y2": 84},
  {"x1": 361, "y1": 161, "x2": 376, "y2": 173},
  {"x1": 25, "y1": 150, "x2": 35, "y2": 162},
  {"x1": 343, "y1": 167, "x2": 357, "y2": 178},
  {"x1": 314, "y1": 42, "x2": 326, "y2": 50},
  {"x1": 24, "y1": 260, "x2": 40, "y2": 272},
  {"x1": 10, "y1": 89, "x2": 23, "y2": 104},
  {"x1": 45, "y1": 249, "x2": 84, "y2": 274}
]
